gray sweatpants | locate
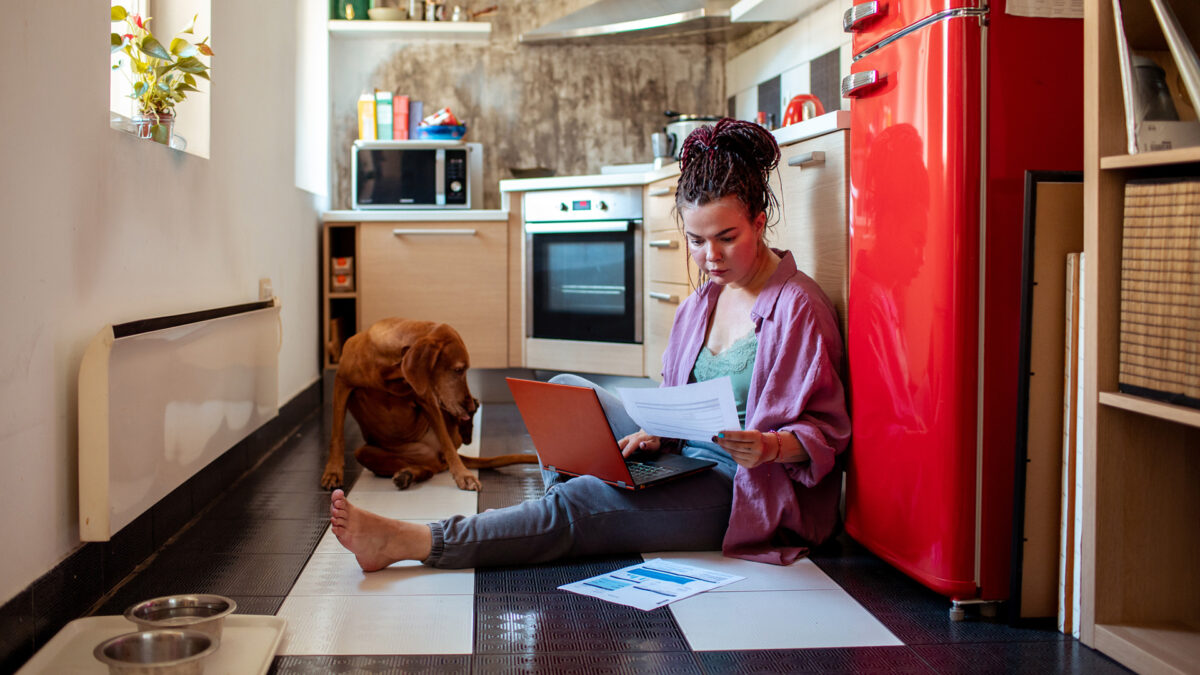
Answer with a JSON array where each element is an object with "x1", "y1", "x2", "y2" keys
[{"x1": 423, "y1": 374, "x2": 739, "y2": 569}]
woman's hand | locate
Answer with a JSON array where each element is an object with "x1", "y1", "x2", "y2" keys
[
  {"x1": 711, "y1": 430, "x2": 777, "y2": 468},
  {"x1": 618, "y1": 430, "x2": 662, "y2": 458}
]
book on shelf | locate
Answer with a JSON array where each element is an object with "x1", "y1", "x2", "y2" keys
[
  {"x1": 395, "y1": 94, "x2": 410, "y2": 140},
  {"x1": 375, "y1": 90, "x2": 393, "y2": 141},
  {"x1": 357, "y1": 92, "x2": 376, "y2": 141},
  {"x1": 1113, "y1": 0, "x2": 1200, "y2": 153},
  {"x1": 408, "y1": 99, "x2": 423, "y2": 139}
]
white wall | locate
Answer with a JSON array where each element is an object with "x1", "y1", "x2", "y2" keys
[{"x1": 0, "y1": 0, "x2": 322, "y2": 606}]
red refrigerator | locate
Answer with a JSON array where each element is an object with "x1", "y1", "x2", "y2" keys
[{"x1": 841, "y1": 0, "x2": 1083, "y2": 605}]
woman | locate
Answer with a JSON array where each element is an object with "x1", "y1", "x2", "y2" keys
[{"x1": 330, "y1": 118, "x2": 849, "y2": 570}]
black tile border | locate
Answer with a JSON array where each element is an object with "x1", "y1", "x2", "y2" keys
[{"x1": 0, "y1": 377, "x2": 322, "y2": 671}]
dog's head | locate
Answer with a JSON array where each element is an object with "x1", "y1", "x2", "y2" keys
[{"x1": 399, "y1": 323, "x2": 477, "y2": 423}]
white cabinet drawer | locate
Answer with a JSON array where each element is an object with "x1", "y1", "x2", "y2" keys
[
  {"x1": 644, "y1": 176, "x2": 678, "y2": 233},
  {"x1": 645, "y1": 229, "x2": 693, "y2": 286}
]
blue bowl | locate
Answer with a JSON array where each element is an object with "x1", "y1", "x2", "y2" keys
[{"x1": 414, "y1": 124, "x2": 466, "y2": 140}]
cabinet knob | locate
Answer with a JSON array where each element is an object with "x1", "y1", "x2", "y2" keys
[
  {"x1": 649, "y1": 291, "x2": 680, "y2": 303},
  {"x1": 648, "y1": 239, "x2": 679, "y2": 249}
]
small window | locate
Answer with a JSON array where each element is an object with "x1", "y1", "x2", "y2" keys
[{"x1": 110, "y1": 0, "x2": 212, "y2": 158}]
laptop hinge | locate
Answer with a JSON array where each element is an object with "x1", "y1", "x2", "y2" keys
[
  {"x1": 616, "y1": 480, "x2": 629, "y2": 488},
  {"x1": 546, "y1": 465, "x2": 556, "y2": 473}
]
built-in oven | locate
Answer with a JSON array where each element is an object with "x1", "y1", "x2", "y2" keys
[{"x1": 524, "y1": 186, "x2": 643, "y2": 344}]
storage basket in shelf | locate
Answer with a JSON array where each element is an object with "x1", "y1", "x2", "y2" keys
[{"x1": 1119, "y1": 177, "x2": 1200, "y2": 408}]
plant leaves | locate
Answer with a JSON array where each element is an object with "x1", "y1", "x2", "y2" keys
[
  {"x1": 182, "y1": 13, "x2": 198, "y2": 34},
  {"x1": 177, "y1": 82, "x2": 199, "y2": 93},
  {"x1": 111, "y1": 6, "x2": 127, "y2": 21},
  {"x1": 111, "y1": 33, "x2": 124, "y2": 53},
  {"x1": 184, "y1": 73, "x2": 196, "y2": 86},
  {"x1": 138, "y1": 35, "x2": 171, "y2": 61},
  {"x1": 172, "y1": 40, "x2": 198, "y2": 58},
  {"x1": 175, "y1": 56, "x2": 208, "y2": 74},
  {"x1": 197, "y1": 42, "x2": 213, "y2": 57},
  {"x1": 133, "y1": 81, "x2": 146, "y2": 97}
]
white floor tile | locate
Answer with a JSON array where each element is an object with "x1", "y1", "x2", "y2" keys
[
  {"x1": 643, "y1": 551, "x2": 843, "y2": 592},
  {"x1": 289, "y1": 554, "x2": 473, "y2": 596},
  {"x1": 670, "y1": 589, "x2": 902, "y2": 651},
  {"x1": 340, "y1": 480, "x2": 478, "y2": 521},
  {"x1": 276, "y1": 594, "x2": 474, "y2": 655}
]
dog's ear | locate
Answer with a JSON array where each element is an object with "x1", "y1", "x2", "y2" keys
[{"x1": 400, "y1": 335, "x2": 443, "y2": 398}]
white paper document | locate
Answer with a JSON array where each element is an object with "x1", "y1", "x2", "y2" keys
[
  {"x1": 616, "y1": 377, "x2": 741, "y2": 443},
  {"x1": 558, "y1": 558, "x2": 744, "y2": 611}
]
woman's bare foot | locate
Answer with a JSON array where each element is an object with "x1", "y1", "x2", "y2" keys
[{"x1": 329, "y1": 489, "x2": 433, "y2": 571}]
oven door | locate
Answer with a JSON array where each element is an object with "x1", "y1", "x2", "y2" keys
[{"x1": 527, "y1": 220, "x2": 642, "y2": 344}]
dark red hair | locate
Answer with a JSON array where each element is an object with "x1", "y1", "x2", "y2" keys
[{"x1": 675, "y1": 118, "x2": 781, "y2": 225}]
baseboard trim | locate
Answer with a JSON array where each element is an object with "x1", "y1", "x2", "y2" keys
[{"x1": 0, "y1": 378, "x2": 322, "y2": 673}]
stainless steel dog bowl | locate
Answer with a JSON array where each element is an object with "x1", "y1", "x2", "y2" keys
[
  {"x1": 124, "y1": 594, "x2": 237, "y2": 640},
  {"x1": 93, "y1": 629, "x2": 216, "y2": 675}
]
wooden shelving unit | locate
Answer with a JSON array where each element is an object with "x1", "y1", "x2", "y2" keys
[
  {"x1": 1082, "y1": 0, "x2": 1200, "y2": 673},
  {"x1": 322, "y1": 223, "x2": 359, "y2": 370}
]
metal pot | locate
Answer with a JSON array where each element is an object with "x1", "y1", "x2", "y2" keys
[{"x1": 663, "y1": 111, "x2": 722, "y2": 160}]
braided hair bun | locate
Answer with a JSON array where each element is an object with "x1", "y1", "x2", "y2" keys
[{"x1": 676, "y1": 118, "x2": 781, "y2": 223}]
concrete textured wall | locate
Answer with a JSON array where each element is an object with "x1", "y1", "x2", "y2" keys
[{"x1": 330, "y1": 0, "x2": 727, "y2": 209}]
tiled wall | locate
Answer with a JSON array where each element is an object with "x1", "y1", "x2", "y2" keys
[{"x1": 725, "y1": 0, "x2": 851, "y2": 128}]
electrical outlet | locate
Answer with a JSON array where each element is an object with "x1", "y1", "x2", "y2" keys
[{"x1": 258, "y1": 277, "x2": 273, "y2": 301}]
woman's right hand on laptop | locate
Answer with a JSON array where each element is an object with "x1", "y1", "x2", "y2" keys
[{"x1": 618, "y1": 430, "x2": 662, "y2": 457}]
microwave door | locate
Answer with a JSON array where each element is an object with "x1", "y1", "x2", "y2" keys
[{"x1": 356, "y1": 148, "x2": 437, "y2": 208}]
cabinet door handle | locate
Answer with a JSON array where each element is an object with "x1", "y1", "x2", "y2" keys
[
  {"x1": 841, "y1": 70, "x2": 883, "y2": 98},
  {"x1": 843, "y1": 1, "x2": 880, "y2": 31},
  {"x1": 648, "y1": 239, "x2": 679, "y2": 249},
  {"x1": 648, "y1": 186, "x2": 675, "y2": 197},
  {"x1": 392, "y1": 228, "x2": 478, "y2": 236},
  {"x1": 787, "y1": 151, "x2": 826, "y2": 168},
  {"x1": 649, "y1": 292, "x2": 680, "y2": 303}
]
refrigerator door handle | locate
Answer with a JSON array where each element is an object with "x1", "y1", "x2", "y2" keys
[
  {"x1": 841, "y1": 71, "x2": 883, "y2": 98},
  {"x1": 843, "y1": 1, "x2": 880, "y2": 32}
]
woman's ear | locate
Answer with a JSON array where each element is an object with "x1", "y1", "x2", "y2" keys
[{"x1": 753, "y1": 210, "x2": 767, "y2": 237}]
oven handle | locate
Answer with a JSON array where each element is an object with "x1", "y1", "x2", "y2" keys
[{"x1": 524, "y1": 220, "x2": 633, "y2": 234}]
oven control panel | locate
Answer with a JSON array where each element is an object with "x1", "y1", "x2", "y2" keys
[{"x1": 524, "y1": 186, "x2": 643, "y2": 223}]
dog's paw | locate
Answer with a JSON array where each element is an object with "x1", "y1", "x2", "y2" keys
[
  {"x1": 454, "y1": 473, "x2": 482, "y2": 492},
  {"x1": 392, "y1": 470, "x2": 415, "y2": 490},
  {"x1": 320, "y1": 470, "x2": 344, "y2": 490}
]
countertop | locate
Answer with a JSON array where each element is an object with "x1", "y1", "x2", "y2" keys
[
  {"x1": 499, "y1": 110, "x2": 850, "y2": 193},
  {"x1": 322, "y1": 208, "x2": 510, "y2": 222}
]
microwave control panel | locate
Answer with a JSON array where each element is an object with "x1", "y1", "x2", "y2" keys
[{"x1": 444, "y1": 149, "x2": 467, "y2": 205}]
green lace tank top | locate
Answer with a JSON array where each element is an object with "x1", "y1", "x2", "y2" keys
[{"x1": 692, "y1": 330, "x2": 758, "y2": 424}]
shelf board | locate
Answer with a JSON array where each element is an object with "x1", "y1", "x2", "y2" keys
[
  {"x1": 328, "y1": 292, "x2": 357, "y2": 299},
  {"x1": 1095, "y1": 622, "x2": 1200, "y2": 675},
  {"x1": 1100, "y1": 145, "x2": 1200, "y2": 169},
  {"x1": 730, "y1": 0, "x2": 824, "y2": 22},
  {"x1": 328, "y1": 19, "x2": 491, "y2": 41},
  {"x1": 1099, "y1": 391, "x2": 1200, "y2": 429}
]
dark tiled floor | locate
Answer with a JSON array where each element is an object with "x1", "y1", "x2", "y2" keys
[{"x1": 75, "y1": 383, "x2": 1128, "y2": 674}]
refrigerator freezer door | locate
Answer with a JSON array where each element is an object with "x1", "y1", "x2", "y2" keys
[
  {"x1": 843, "y1": 14, "x2": 983, "y2": 599},
  {"x1": 845, "y1": 0, "x2": 981, "y2": 57}
]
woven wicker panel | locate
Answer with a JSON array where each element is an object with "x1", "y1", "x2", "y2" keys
[{"x1": 1119, "y1": 178, "x2": 1200, "y2": 406}]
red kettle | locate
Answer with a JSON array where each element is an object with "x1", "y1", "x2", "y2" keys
[{"x1": 782, "y1": 94, "x2": 825, "y2": 126}]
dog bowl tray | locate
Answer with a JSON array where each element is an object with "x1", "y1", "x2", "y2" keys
[{"x1": 16, "y1": 614, "x2": 286, "y2": 674}]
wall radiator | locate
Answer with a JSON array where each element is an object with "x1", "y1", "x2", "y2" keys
[{"x1": 78, "y1": 298, "x2": 282, "y2": 541}]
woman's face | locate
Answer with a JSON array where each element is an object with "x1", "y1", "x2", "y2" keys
[{"x1": 680, "y1": 195, "x2": 766, "y2": 288}]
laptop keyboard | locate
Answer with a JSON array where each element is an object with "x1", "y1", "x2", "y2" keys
[{"x1": 627, "y1": 461, "x2": 673, "y2": 483}]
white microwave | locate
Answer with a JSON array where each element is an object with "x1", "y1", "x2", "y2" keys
[{"x1": 351, "y1": 140, "x2": 482, "y2": 209}]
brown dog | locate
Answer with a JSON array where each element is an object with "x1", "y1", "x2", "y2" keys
[{"x1": 321, "y1": 318, "x2": 536, "y2": 491}]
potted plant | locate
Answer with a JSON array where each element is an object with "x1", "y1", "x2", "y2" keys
[{"x1": 111, "y1": 5, "x2": 213, "y2": 145}]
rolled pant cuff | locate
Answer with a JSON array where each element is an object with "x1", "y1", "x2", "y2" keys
[{"x1": 423, "y1": 522, "x2": 444, "y2": 566}]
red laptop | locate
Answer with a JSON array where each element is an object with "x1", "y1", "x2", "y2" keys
[{"x1": 505, "y1": 378, "x2": 716, "y2": 490}]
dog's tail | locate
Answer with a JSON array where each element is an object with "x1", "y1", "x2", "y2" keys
[{"x1": 460, "y1": 453, "x2": 538, "y2": 468}]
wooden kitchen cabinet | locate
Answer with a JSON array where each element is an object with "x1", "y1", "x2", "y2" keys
[
  {"x1": 771, "y1": 129, "x2": 849, "y2": 340},
  {"x1": 322, "y1": 223, "x2": 360, "y2": 369},
  {"x1": 1080, "y1": 1, "x2": 1200, "y2": 672},
  {"x1": 644, "y1": 175, "x2": 690, "y2": 380},
  {"x1": 357, "y1": 221, "x2": 508, "y2": 368}
]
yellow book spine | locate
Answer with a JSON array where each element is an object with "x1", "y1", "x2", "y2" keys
[{"x1": 357, "y1": 93, "x2": 376, "y2": 141}]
